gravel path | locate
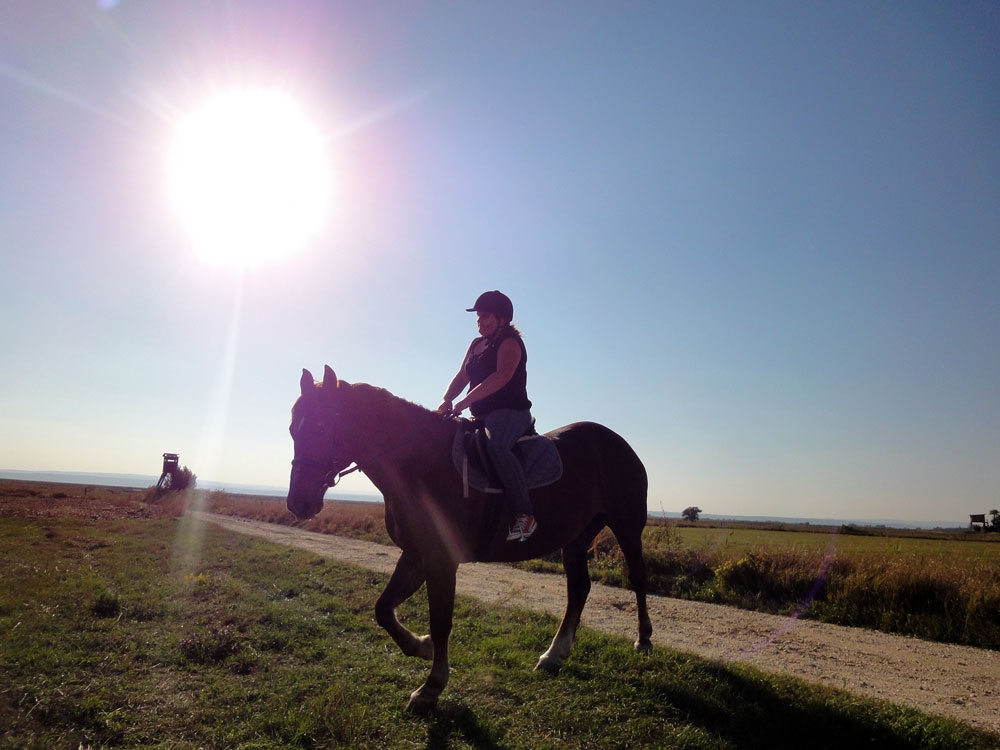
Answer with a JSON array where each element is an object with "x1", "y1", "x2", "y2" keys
[{"x1": 193, "y1": 512, "x2": 1000, "y2": 734}]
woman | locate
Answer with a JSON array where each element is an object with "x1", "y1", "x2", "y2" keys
[{"x1": 437, "y1": 290, "x2": 537, "y2": 541}]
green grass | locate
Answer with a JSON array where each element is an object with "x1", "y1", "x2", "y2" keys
[
  {"x1": 1, "y1": 515, "x2": 996, "y2": 749},
  {"x1": 7, "y1": 479, "x2": 997, "y2": 672}
]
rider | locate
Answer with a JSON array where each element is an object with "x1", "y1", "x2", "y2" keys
[{"x1": 437, "y1": 291, "x2": 537, "y2": 542}]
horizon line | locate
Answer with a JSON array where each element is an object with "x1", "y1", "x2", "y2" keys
[{"x1": 0, "y1": 468, "x2": 974, "y2": 530}]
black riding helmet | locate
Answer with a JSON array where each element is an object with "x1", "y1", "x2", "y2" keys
[{"x1": 466, "y1": 290, "x2": 514, "y2": 322}]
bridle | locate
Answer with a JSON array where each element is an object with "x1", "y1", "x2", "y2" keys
[
  {"x1": 290, "y1": 397, "x2": 363, "y2": 489},
  {"x1": 289, "y1": 386, "x2": 396, "y2": 491},
  {"x1": 290, "y1": 456, "x2": 362, "y2": 489}
]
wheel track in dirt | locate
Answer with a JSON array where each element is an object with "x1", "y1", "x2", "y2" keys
[{"x1": 192, "y1": 512, "x2": 1000, "y2": 735}]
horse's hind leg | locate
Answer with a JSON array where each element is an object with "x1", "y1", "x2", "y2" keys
[
  {"x1": 535, "y1": 520, "x2": 603, "y2": 674},
  {"x1": 615, "y1": 528, "x2": 653, "y2": 652},
  {"x1": 375, "y1": 551, "x2": 433, "y2": 661}
]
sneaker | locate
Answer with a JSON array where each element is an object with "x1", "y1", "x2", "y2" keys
[{"x1": 506, "y1": 514, "x2": 538, "y2": 542}]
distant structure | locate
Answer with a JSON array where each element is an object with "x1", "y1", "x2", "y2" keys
[
  {"x1": 969, "y1": 513, "x2": 987, "y2": 532},
  {"x1": 157, "y1": 453, "x2": 180, "y2": 491}
]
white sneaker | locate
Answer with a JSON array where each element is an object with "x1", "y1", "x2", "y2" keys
[{"x1": 506, "y1": 514, "x2": 538, "y2": 542}]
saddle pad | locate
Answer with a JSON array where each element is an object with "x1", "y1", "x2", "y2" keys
[{"x1": 451, "y1": 422, "x2": 563, "y2": 497}]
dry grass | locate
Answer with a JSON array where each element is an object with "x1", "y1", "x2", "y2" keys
[
  {"x1": 202, "y1": 492, "x2": 389, "y2": 543},
  {"x1": 591, "y1": 523, "x2": 1000, "y2": 649}
]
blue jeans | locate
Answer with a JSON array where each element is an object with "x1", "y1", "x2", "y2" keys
[{"x1": 482, "y1": 408, "x2": 533, "y2": 516}]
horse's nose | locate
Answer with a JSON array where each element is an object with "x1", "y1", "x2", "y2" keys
[
  {"x1": 286, "y1": 482, "x2": 323, "y2": 520},
  {"x1": 286, "y1": 494, "x2": 312, "y2": 520}
]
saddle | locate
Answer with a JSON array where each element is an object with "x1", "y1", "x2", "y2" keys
[{"x1": 451, "y1": 418, "x2": 563, "y2": 499}]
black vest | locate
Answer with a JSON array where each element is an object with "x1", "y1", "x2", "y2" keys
[{"x1": 465, "y1": 327, "x2": 531, "y2": 418}]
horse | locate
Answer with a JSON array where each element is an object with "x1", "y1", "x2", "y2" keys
[{"x1": 287, "y1": 365, "x2": 652, "y2": 714}]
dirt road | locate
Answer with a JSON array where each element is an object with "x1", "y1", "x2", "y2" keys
[{"x1": 192, "y1": 512, "x2": 999, "y2": 734}]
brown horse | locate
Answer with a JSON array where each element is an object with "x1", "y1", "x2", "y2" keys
[{"x1": 287, "y1": 365, "x2": 652, "y2": 713}]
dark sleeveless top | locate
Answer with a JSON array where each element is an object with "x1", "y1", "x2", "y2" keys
[{"x1": 464, "y1": 326, "x2": 531, "y2": 418}]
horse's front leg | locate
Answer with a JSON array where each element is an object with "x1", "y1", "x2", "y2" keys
[
  {"x1": 375, "y1": 551, "x2": 433, "y2": 661},
  {"x1": 406, "y1": 561, "x2": 457, "y2": 715}
]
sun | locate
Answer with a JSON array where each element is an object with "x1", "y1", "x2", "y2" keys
[{"x1": 167, "y1": 88, "x2": 331, "y2": 268}]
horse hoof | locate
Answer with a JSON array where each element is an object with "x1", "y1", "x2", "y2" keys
[
  {"x1": 406, "y1": 689, "x2": 438, "y2": 716},
  {"x1": 534, "y1": 655, "x2": 562, "y2": 675},
  {"x1": 634, "y1": 639, "x2": 653, "y2": 654}
]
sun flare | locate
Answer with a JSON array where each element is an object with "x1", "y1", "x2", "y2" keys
[{"x1": 167, "y1": 89, "x2": 330, "y2": 268}]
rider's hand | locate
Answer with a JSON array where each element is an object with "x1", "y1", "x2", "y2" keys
[{"x1": 436, "y1": 399, "x2": 453, "y2": 415}]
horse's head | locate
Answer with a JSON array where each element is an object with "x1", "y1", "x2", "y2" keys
[{"x1": 287, "y1": 365, "x2": 353, "y2": 520}]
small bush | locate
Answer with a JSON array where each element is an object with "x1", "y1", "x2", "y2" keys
[
  {"x1": 715, "y1": 551, "x2": 826, "y2": 610},
  {"x1": 839, "y1": 524, "x2": 874, "y2": 536},
  {"x1": 179, "y1": 624, "x2": 243, "y2": 664},
  {"x1": 92, "y1": 590, "x2": 121, "y2": 618},
  {"x1": 171, "y1": 466, "x2": 196, "y2": 491}
]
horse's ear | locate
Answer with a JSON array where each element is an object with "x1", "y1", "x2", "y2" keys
[
  {"x1": 323, "y1": 365, "x2": 338, "y2": 388},
  {"x1": 300, "y1": 368, "x2": 314, "y2": 395}
]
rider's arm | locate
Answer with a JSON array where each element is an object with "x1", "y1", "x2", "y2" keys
[
  {"x1": 437, "y1": 345, "x2": 474, "y2": 413},
  {"x1": 437, "y1": 368, "x2": 470, "y2": 413}
]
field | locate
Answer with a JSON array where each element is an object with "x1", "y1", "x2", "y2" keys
[
  {"x1": 612, "y1": 521, "x2": 1000, "y2": 644},
  {"x1": 626, "y1": 520, "x2": 1000, "y2": 649},
  {"x1": 667, "y1": 524, "x2": 1000, "y2": 562},
  {"x1": 194, "y1": 489, "x2": 1000, "y2": 651},
  {"x1": 3, "y1": 486, "x2": 998, "y2": 749},
  {"x1": 6, "y1": 480, "x2": 999, "y2": 651}
]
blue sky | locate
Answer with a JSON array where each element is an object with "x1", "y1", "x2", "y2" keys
[{"x1": 1, "y1": 1, "x2": 997, "y2": 523}]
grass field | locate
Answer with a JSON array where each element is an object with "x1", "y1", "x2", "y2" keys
[
  {"x1": 668, "y1": 524, "x2": 1000, "y2": 562},
  {"x1": 197, "y1": 490, "x2": 1000, "y2": 650},
  {"x1": 2, "y1": 511, "x2": 996, "y2": 749},
  {"x1": 5, "y1": 480, "x2": 999, "y2": 651}
]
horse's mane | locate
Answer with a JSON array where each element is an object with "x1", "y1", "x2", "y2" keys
[{"x1": 348, "y1": 382, "x2": 454, "y2": 436}]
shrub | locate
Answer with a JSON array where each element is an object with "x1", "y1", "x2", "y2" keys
[
  {"x1": 171, "y1": 466, "x2": 196, "y2": 491},
  {"x1": 178, "y1": 624, "x2": 243, "y2": 664},
  {"x1": 715, "y1": 551, "x2": 829, "y2": 610},
  {"x1": 839, "y1": 524, "x2": 873, "y2": 536},
  {"x1": 92, "y1": 590, "x2": 121, "y2": 618},
  {"x1": 681, "y1": 506, "x2": 702, "y2": 522}
]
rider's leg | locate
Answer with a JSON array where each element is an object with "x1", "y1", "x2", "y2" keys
[{"x1": 482, "y1": 408, "x2": 533, "y2": 517}]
